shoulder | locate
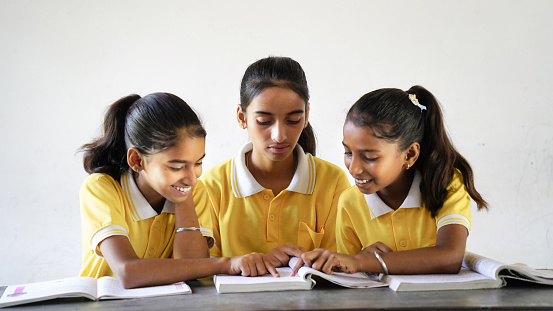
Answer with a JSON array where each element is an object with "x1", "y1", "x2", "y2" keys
[
  {"x1": 311, "y1": 155, "x2": 348, "y2": 178},
  {"x1": 80, "y1": 173, "x2": 119, "y2": 191},
  {"x1": 339, "y1": 185, "x2": 365, "y2": 203},
  {"x1": 200, "y1": 158, "x2": 233, "y2": 183},
  {"x1": 446, "y1": 169, "x2": 466, "y2": 193}
]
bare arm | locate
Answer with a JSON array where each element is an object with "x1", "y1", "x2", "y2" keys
[
  {"x1": 100, "y1": 236, "x2": 278, "y2": 289},
  {"x1": 173, "y1": 193, "x2": 209, "y2": 259},
  {"x1": 298, "y1": 224, "x2": 468, "y2": 275}
]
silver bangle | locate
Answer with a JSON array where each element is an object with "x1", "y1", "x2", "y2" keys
[
  {"x1": 176, "y1": 227, "x2": 201, "y2": 233},
  {"x1": 374, "y1": 251, "x2": 389, "y2": 274}
]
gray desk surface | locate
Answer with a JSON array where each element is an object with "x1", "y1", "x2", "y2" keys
[{"x1": 1, "y1": 277, "x2": 553, "y2": 310}]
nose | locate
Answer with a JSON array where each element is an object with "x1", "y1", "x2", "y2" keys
[
  {"x1": 182, "y1": 166, "x2": 200, "y2": 187},
  {"x1": 347, "y1": 155, "x2": 363, "y2": 177},
  {"x1": 271, "y1": 121, "x2": 286, "y2": 143}
]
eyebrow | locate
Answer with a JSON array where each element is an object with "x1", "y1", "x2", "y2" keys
[
  {"x1": 253, "y1": 109, "x2": 305, "y2": 116},
  {"x1": 342, "y1": 141, "x2": 380, "y2": 153},
  {"x1": 168, "y1": 154, "x2": 206, "y2": 164}
]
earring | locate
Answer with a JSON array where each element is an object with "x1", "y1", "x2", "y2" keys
[{"x1": 405, "y1": 164, "x2": 410, "y2": 170}]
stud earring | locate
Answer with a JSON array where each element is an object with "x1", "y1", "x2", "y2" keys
[{"x1": 405, "y1": 164, "x2": 410, "y2": 170}]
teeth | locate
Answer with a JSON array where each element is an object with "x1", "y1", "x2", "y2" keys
[
  {"x1": 355, "y1": 179, "x2": 370, "y2": 184},
  {"x1": 173, "y1": 186, "x2": 191, "y2": 193}
]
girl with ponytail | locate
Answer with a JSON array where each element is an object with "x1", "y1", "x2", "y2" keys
[
  {"x1": 79, "y1": 93, "x2": 278, "y2": 289},
  {"x1": 294, "y1": 86, "x2": 488, "y2": 276},
  {"x1": 195, "y1": 57, "x2": 350, "y2": 272}
]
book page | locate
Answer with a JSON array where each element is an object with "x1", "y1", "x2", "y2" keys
[
  {"x1": 96, "y1": 277, "x2": 191, "y2": 300},
  {"x1": 289, "y1": 257, "x2": 387, "y2": 288},
  {"x1": 0, "y1": 277, "x2": 97, "y2": 308},
  {"x1": 462, "y1": 252, "x2": 506, "y2": 280}
]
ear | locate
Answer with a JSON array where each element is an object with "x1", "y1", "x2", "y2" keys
[
  {"x1": 236, "y1": 105, "x2": 247, "y2": 129},
  {"x1": 404, "y1": 142, "x2": 420, "y2": 170},
  {"x1": 304, "y1": 102, "x2": 311, "y2": 128},
  {"x1": 127, "y1": 147, "x2": 145, "y2": 172}
]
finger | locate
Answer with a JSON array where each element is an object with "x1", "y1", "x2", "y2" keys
[
  {"x1": 254, "y1": 255, "x2": 268, "y2": 276},
  {"x1": 376, "y1": 242, "x2": 393, "y2": 253},
  {"x1": 291, "y1": 257, "x2": 305, "y2": 276},
  {"x1": 247, "y1": 255, "x2": 258, "y2": 277},
  {"x1": 263, "y1": 256, "x2": 280, "y2": 277}
]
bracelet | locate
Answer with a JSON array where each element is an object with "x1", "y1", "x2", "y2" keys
[
  {"x1": 175, "y1": 227, "x2": 201, "y2": 233},
  {"x1": 373, "y1": 251, "x2": 389, "y2": 275}
]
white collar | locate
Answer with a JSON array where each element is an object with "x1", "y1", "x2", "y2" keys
[
  {"x1": 230, "y1": 142, "x2": 316, "y2": 198},
  {"x1": 364, "y1": 170, "x2": 422, "y2": 219},
  {"x1": 120, "y1": 171, "x2": 175, "y2": 221}
]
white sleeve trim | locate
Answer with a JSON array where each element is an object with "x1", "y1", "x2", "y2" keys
[
  {"x1": 436, "y1": 214, "x2": 471, "y2": 233},
  {"x1": 200, "y1": 227, "x2": 215, "y2": 250},
  {"x1": 91, "y1": 225, "x2": 129, "y2": 257}
]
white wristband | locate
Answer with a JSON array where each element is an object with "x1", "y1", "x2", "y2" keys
[
  {"x1": 176, "y1": 227, "x2": 201, "y2": 233},
  {"x1": 374, "y1": 251, "x2": 389, "y2": 275}
]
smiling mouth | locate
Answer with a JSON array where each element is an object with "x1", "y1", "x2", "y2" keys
[
  {"x1": 172, "y1": 185, "x2": 191, "y2": 195},
  {"x1": 355, "y1": 178, "x2": 371, "y2": 184}
]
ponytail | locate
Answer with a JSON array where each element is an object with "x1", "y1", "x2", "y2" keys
[
  {"x1": 297, "y1": 122, "x2": 316, "y2": 156},
  {"x1": 408, "y1": 86, "x2": 488, "y2": 216},
  {"x1": 80, "y1": 93, "x2": 206, "y2": 181},
  {"x1": 81, "y1": 94, "x2": 139, "y2": 180}
]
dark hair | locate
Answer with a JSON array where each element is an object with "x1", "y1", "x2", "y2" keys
[
  {"x1": 240, "y1": 56, "x2": 316, "y2": 155},
  {"x1": 80, "y1": 92, "x2": 206, "y2": 180},
  {"x1": 346, "y1": 86, "x2": 488, "y2": 217}
]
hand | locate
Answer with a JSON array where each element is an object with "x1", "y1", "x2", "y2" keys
[
  {"x1": 293, "y1": 248, "x2": 359, "y2": 275},
  {"x1": 228, "y1": 252, "x2": 279, "y2": 277},
  {"x1": 360, "y1": 242, "x2": 393, "y2": 255},
  {"x1": 266, "y1": 243, "x2": 306, "y2": 268}
]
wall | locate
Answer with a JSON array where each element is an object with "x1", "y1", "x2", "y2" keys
[{"x1": 1, "y1": 0, "x2": 552, "y2": 285}]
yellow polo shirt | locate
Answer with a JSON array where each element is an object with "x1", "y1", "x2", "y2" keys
[
  {"x1": 79, "y1": 171, "x2": 214, "y2": 278},
  {"x1": 336, "y1": 170, "x2": 471, "y2": 255},
  {"x1": 195, "y1": 142, "x2": 350, "y2": 257}
]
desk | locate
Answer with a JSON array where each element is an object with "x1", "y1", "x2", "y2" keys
[{"x1": 2, "y1": 277, "x2": 553, "y2": 310}]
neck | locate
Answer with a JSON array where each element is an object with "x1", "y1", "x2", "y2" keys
[
  {"x1": 133, "y1": 172, "x2": 165, "y2": 214},
  {"x1": 376, "y1": 169, "x2": 415, "y2": 210},
  {"x1": 246, "y1": 149, "x2": 298, "y2": 195}
]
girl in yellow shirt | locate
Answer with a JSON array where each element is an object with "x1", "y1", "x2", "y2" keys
[
  {"x1": 79, "y1": 93, "x2": 277, "y2": 288},
  {"x1": 195, "y1": 57, "x2": 350, "y2": 271},
  {"x1": 295, "y1": 86, "x2": 488, "y2": 276}
]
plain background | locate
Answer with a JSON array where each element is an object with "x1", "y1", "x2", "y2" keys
[{"x1": 1, "y1": 0, "x2": 552, "y2": 285}]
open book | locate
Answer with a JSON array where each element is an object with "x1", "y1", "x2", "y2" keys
[
  {"x1": 214, "y1": 257, "x2": 387, "y2": 293},
  {"x1": 0, "y1": 276, "x2": 191, "y2": 308},
  {"x1": 381, "y1": 252, "x2": 553, "y2": 292}
]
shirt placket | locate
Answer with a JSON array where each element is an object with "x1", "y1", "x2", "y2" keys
[{"x1": 263, "y1": 190, "x2": 279, "y2": 243}]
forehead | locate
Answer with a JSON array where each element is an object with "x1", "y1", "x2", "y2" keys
[
  {"x1": 248, "y1": 87, "x2": 305, "y2": 114},
  {"x1": 343, "y1": 121, "x2": 399, "y2": 152},
  {"x1": 154, "y1": 135, "x2": 205, "y2": 161}
]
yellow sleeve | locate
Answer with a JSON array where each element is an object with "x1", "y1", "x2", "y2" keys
[
  {"x1": 336, "y1": 187, "x2": 364, "y2": 255},
  {"x1": 319, "y1": 169, "x2": 351, "y2": 252},
  {"x1": 435, "y1": 170, "x2": 472, "y2": 232},
  {"x1": 79, "y1": 174, "x2": 128, "y2": 253},
  {"x1": 193, "y1": 179, "x2": 221, "y2": 257}
]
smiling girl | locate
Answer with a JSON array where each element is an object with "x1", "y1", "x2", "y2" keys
[
  {"x1": 194, "y1": 57, "x2": 350, "y2": 272},
  {"x1": 295, "y1": 86, "x2": 488, "y2": 276},
  {"x1": 79, "y1": 93, "x2": 276, "y2": 288}
]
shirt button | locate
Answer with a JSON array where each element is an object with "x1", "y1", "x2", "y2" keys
[
  {"x1": 264, "y1": 194, "x2": 270, "y2": 200},
  {"x1": 399, "y1": 240, "x2": 407, "y2": 247},
  {"x1": 269, "y1": 215, "x2": 275, "y2": 221},
  {"x1": 395, "y1": 213, "x2": 402, "y2": 219},
  {"x1": 149, "y1": 248, "x2": 155, "y2": 255},
  {"x1": 154, "y1": 222, "x2": 160, "y2": 228}
]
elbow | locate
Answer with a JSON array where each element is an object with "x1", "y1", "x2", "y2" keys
[
  {"x1": 114, "y1": 261, "x2": 144, "y2": 289},
  {"x1": 438, "y1": 250, "x2": 465, "y2": 274}
]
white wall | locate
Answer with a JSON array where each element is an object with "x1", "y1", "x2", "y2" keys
[{"x1": 1, "y1": 0, "x2": 552, "y2": 285}]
